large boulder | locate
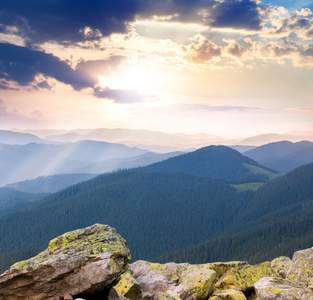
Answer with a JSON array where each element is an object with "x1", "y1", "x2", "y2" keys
[
  {"x1": 254, "y1": 277, "x2": 313, "y2": 300},
  {"x1": 286, "y1": 247, "x2": 313, "y2": 285},
  {"x1": 131, "y1": 260, "x2": 216, "y2": 299},
  {"x1": 0, "y1": 224, "x2": 131, "y2": 300},
  {"x1": 215, "y1": 261, "x2": 277, "y2": 292},
  {"x1": 201, "y1": 262, "x2": 247, "y2": 280}
]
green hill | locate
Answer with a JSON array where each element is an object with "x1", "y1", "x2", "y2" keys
[{"x1": 142, "y1": 145, "x2": 277, "y2": 181}]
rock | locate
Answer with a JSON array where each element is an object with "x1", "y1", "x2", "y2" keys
[
  {"x1": 215, "y1": 261, "x2": 277, "y2": 292},
  {"x1": 115, "y1": 269, "x2": 143, "y2": 300},
  {"x1": 143, "y1": 292, "x2": 181, "y2": 300},
  {"x1": 0, "y1": 224, "x2": 131, "y2": 300},
  {"x1": 108, "y1": 288, "x2": 131, "y2": 300},
  {"x1": 270, "y1": 256, "x2": 291, "y2": 278},
  {"x1": 254, "y1": 277, "x2": 313, "y2": 300},
  {"x1": 131, "y1": 260, "x2": 216, "y2": 299},
  {"x1": 201, "y1": 262, "x2": 247, "y2": 280},
  {"x1": 286, "y1": 247, "x2": 313, "y2": 285},
  {"x1": 209, "y1": 289, "x2": 247, "y2": 299}
]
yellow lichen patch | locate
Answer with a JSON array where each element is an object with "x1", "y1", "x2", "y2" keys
[
  {"x1": 209, "y1": 289, "x2": 247, "y2": 300},
  {"x1": 8, "y1": 224, "x2": 130, "y2": 274},
  {"x1": 115, "y1": 270, "x2": 143, "y2": 300},
  {"x1": 201, "y1": 262, "x2": 247, "y2": 280},
  {"x1": 215, "y1": 261, "x2": 277, "y2": 292}
]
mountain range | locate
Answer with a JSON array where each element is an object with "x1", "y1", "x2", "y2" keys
[
  {"x1": 243, "y1": 140, "x2": 313, "y2": 173},
  {"x1": 0, "y1": 145, "x2": 312, "y2": 274}
]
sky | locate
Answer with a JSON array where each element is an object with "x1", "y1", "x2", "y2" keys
[{"x1": 0, "y1": 0, "x2": 313, "y2": 136}]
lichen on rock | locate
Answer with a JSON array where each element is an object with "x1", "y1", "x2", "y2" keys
[
  {"x1": 254, "y1": 276, "x2": 313, "y2": 300},
  {"x1": 131, "y1": 260, "x2": 216, "y2": 300},
  {"x1": 270, "y1": 256, "x2": 291, "y2": 279},
  {"x1": 115, "y1": 269, "x2": 143, "y2": 300},
  {"x1": 209, "y1": 289, "x2": 247, "y2": 299},
  {"x1": 286, "y1": 247, "x2": 313, "y2": 285},
  {"x1": 0, "y1": 224, "x2": 131, "y2": 300},
  {"x1": 215, "y1": 261, "x2": 277, "y2": 292}
]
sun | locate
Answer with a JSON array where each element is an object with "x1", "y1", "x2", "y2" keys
[{"x1": 98, "y1": 63, "x2": 163, "y2": 94}]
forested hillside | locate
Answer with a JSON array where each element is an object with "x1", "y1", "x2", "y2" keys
[
  {"x1": 141, "y1": 145, "x2": 277, "y2": 181},
  {"x1": 0, "y1": 147, "x2": 312, "y2": 274},
  {"x1": 0, "y1": 171, "x2": 245, "y2": 261},
  {"x1": 0, "y1": 188, "x2": 47, "y2": 216}
]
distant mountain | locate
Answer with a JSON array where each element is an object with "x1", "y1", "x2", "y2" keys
[
  {"x1": 0, "y1": 141, "x2": 150, "y2": 185},
  {"x1": 74, "y1": 151, "x2": 183, "y2": 174},
  {"x1": 141, "y1": 145, "x2": 278, "y2": 181},
  {"x1": 5, "y1": 173, "x2": 98, "y2": 194},
  {"x1": 238, "y1": 133, "x2": 313, "y2": 146},
  {"x1": 243, "y1": 141, "x2": 313, "y2": 173},
  {"x1": 0, "y1": 130, "x2": 43, "y2": 145},
  {"x1": 0, "y1": 187, "x2": 47, "y2": 216},
  {"x1": 13, "y1": 128, "x2": 240, "y2": 152}
]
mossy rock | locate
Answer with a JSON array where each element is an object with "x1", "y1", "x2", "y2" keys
[
  {"x1": 202, "y1": 262, "x2": 247, "y2": 280},
  {"x1": 215, "y1": 261, "x2": 277, "y2": 292},
  {"x1": 209, "y1": 289, "x2": 247, "y2": 299},
  {"x1": 270, "y1": 256, "x2": 291, "y2": 279},
  {"x1": 131, "y1": 260, "x2": 216, "y2": 300},
  {"x1": 254, "y1": 277, "x2": 313, "y2": 299},
  {"x1": 0, "y1": 224, "x2": 131, "y2": 300},
  {"x1": 286, "y1": 247, "x2": 313, "y2": 285},
  {"x1": 115, "y1": 270, "x2": 143, "y2": 300}
]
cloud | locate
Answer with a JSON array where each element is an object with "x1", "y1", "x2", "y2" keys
[
  {"x1": 0, "y1": 0, "x2": 266, "y2": 45},
  {"x1": 181, "y1": 34, "x2": 222, "y2": 64},
  {"x1": 93, "y1": 87, "x2": 146, "y2": 103},
  {"x1": 76, "y1": 56, "x2": 126, "y2": 77},
  {"x1": 0, "y1": 43, "x2": 96, "y2": 90},
  {"x1": 0, "y1": 0, "x2": 139, "y2": 44},
  {"x1": 208, "y1": 0, "x2": 263, "y2": 30}
]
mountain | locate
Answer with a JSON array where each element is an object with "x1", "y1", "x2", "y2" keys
[
  {"x1": 5, "y1": 173, "x2": 97, "y2": 194},
  {"x1": 0, "y1": 187, "x2": 47, "y2": 216},
  {"x1": 0, "y1": 130, "x2": 44, "y2": 145},
  {"x1": 13, "y1": 128, "x2": 239, "y2": 152},
  {"x1": 156, "y1": 162, "x2": 313, "y2": 264},
  {"x1": 141, "y1": 145, "x2": 278, "y2": 181},
  {"x1": 0, "y1": 140, "x2": 150, "y2": 185},
  {"x1": 0, "y1": 146, "x2": 288, "y2": 264},
  {"x1": 243, "y1": 140, "x2": 313, "y2": 173}
]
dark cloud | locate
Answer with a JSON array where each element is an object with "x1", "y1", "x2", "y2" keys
[
  {"x1": 208, "y1": 0, "x2": 263, "y2": 30},
  {"x1": 94, "y1": 87, "x2": 146, "y2": 103},
  {"x1": 0, "y1": 0, "x2": 265, "y2": 45},
  {"x1": 0, "y1": 0, "x2": 139, "y2": 44},
  {"x1": 0, "y1": 43, "x2": 96, "y2": 90}
]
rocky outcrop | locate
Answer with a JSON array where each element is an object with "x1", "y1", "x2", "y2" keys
[
  {"x1": 0, "y1": 223, "x2": 312, "y2": 300},
  {"x1": 0, "y1": 224, "x2": 131, "y2": 300}
]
